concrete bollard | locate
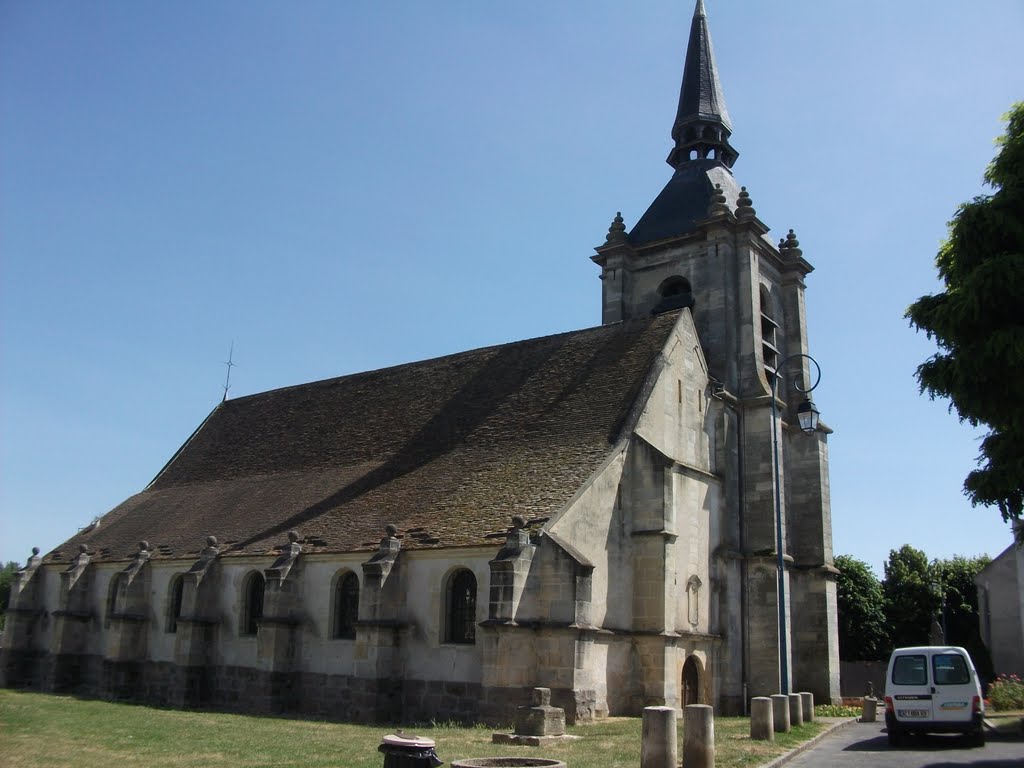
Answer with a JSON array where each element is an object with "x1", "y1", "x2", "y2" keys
[
  {"x1": 771, "y1": 694, "x2": 791, "y2": 733},
  {"x1": 750, "y1": 697, "x2": 774, "y2": 741},
  {"x1": 641, "y1": 706, "x2": 677, "y2": 768},
  {"x1": 799, "y1": 692, "x2": 814, "y2": 723},
  {"x1": 788, "y1": 694, "x2": 804, "y2": 727},
  {"x1": 683, "y1": 704, "x2": 715, "y2": 768}
]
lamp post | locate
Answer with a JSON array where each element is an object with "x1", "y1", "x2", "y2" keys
[
  {"x1": 931, "y1": 560, "x2": 949, "y2": 645},
  {"x1": 770, "y1": 353, "x2": 822, "y2": 695}
]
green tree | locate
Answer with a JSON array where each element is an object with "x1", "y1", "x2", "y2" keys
[
  {"x1": 882, "y1": 545, "x2": 940, "y2": 649},
  {"x1": 933, "y1": 555, "x2": 994, "y2": 678},
  {"x1": 0, "y1": 560, "x2": 20, "y2": 632},
  {"x1": 906, "y1": 103, "x2": 1024, "y2": 529},
  {"x1": 835, "y1": 555, "x2": 890, "y2": 661}
]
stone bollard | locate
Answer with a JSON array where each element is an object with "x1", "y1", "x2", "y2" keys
[
  {"x1": 750, "y1": 697, "x2": 774, "y2": 741},
  {"x1": 771, "y1": 694, "x2": 791, "y2": 733},
  {"x1": 683, "y1": 704, "x2": 715, "y2": 768},
  {"x1": 861, "y1": 697, "x2": 877, "y2": 723},
  {"x1": 641, "y1": 706, "x2": 677, "y2": 768},
  {"x1": 788, "y1": 694, "x2": 804, "y2": 727},
  {"x1": 799, "y1": 692, "x2": 814, "y2": 723}
]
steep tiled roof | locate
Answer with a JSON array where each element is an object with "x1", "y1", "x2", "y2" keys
[
  {"x1": 629, "y1": 159, "x2": 741, "y2": 245},
  {"x1": 48, "y1": 313, "x2": 681, "y2": 562}
]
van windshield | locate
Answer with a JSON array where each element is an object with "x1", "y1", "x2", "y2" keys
[
  {"x1": 933, "y1": 653, "x2": 970, "y2": 685},
  {"x1": 892, "y1": 654, "x2": 928, "y2": 685}
]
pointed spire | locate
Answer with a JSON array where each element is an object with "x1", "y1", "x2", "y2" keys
[{"x1": 667, "y1": 0, "x2": 738, "y2": 169}]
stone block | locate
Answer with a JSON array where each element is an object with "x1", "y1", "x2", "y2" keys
[
  {"x1": 788, "y1": 693, "x2": 803, "y2": 727},
  {"x1": 770, "y1": 694, "x2": 790, "y2": 733},
  {"x1": 799, "y1": 691, "x2": 813, "y2": 722},
  {"x1": 682, "y1": 704, "x2": 714, "y2": 768},
  {"x1": 750, "y1": 697, "x2": 773, "y2": 741},
  {"x1": 641, "y1": 706, "x2": 677, "y2": 768}
]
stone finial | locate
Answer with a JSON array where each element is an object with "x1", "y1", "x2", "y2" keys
[
  {"x1": 605, "y1": 211, "x2": 627, "y2": 244},
  {"x1": 371, "y1": 525, "x2": 401, "y2": 559},
  {"x1": 707, "y1": 183, "x2": 730, "y2": 217},
  {"x1": 778, "y1": 237, "x2": 788, "y2": 251},
  {"x1": 201, "y1": 536, "x2": 221, "y2": 560},
  {"x1": 267, "y1": 530, "x2": 303, "y2": 583},
  {"x1": 187, "y1": 535, "x2": 221, "y2": 579},
  {"x1": 783, "y1": 228, "x2": 802, "y2": 257},
  {"x1": 123, "y1": 539, "x2": 153, "y2": 582},
  {"x1": 63, "y1": 544, "x2": 91, "y2": 590},
  {"x1": 500, "y1": 515, "x2": 531, "y2": 554},
  {"x1": 735, "y1": 186, "x2": 755, "y2": 219},
  {"x1": 24, "y1": 547, "x2": 42, "y2": 570}
]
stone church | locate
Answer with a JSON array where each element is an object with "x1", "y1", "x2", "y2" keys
[{"x1": 1, "y1": 1, "x2": 840, "y2": 722}]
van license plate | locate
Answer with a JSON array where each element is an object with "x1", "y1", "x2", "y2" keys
[{"x1": 898, "y1": 709, "x2": 929, "y2": 718}]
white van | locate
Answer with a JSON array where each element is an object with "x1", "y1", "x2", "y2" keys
[{"x1": 883, "y1": 645, "x2": 985, "y2": 747}]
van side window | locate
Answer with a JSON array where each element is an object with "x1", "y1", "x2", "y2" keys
[
  {"x1": 892, "y1": 654, "x2": 928, "y2": 685},
  {"x1": 932, "y1": 653, "x2": 970, "y2": 685}
]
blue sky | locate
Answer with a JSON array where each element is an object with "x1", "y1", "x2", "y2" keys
[{"x1": 2, "y1": 1, "x2": 1022, "y2": 577}]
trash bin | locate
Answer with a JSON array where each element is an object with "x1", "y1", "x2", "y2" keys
[
  {"x1": 378, "y1": 732, "x2": 444, "y2": 768},
  {"x1": 861, "y1": 697, "x2": 877, "y2": 723}
]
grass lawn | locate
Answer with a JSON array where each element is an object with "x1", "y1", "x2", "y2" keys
[{"x1": 0, "y1": 690, "x2": 835, "y2": 768}]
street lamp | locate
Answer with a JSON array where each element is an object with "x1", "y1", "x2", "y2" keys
[{"x1": 770, "y1": 353, "x2": 823, "y2": 695}]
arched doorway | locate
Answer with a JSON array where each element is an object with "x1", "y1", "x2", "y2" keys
[{"x1": 682, "y1": 656, "x2": 702, "y2": 706}]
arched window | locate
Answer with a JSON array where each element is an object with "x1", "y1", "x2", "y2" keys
[
  {"x1": 445, "y1": 569, "x2": 477, "y2": 645},
  {"x1": 241, "y1": 571, "x2": 265, "y2": 636},
  {"x1": 167, "y1": 575, "x2": 185, "y2": 634},
  {"x1": 105, "y1": 573, "x2": 124, "y2": 628},
  {"x1": 332, "y1": 571, "x2": 359, "y2": 639},
  {"x1": 652, "y1": 276, "x2": 694, "y2": 315}
]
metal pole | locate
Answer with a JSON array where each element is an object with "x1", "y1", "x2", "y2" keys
[
  {"x1": 770, "y1": 373, "x2": 788, "y2": 695},
  {"x1": 769, "y1": 353, "x2": 822, "y2": 696}
]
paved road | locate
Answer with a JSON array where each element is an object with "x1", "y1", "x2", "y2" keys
[{"x1": 784, "y1": 721, "x2": 1024, "y2": 768}]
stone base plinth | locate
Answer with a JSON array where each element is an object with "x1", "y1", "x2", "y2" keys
[{"x1": 491, "y1": 734, "x2": 581, "y2": 747}]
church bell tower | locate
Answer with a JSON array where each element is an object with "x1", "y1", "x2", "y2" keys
[{"x1": 592, "y1": 0, "x2": 840, "y2": 706}]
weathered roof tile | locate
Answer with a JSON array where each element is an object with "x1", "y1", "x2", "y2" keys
[{"x1": 49, "y1": 313, "x2": 680, "y2": 562}]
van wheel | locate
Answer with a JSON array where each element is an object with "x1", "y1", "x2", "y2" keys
[
  {"x1": 970, "y1": 729, "x2": 986, "y2": 748},
  {"x1": 887, "y1": 728, "x2": 901, "y2": 746}
]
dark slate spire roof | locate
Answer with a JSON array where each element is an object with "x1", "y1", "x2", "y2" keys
[
  {"x1": 629, "y1": 0, "x2": 741, "y2": 245},
  {"x1": 46, "y1": 313, "x2": 683, "y2": 562},
  {"x1": 666, "y1": 0, "x2": 738, "y2": 170}
]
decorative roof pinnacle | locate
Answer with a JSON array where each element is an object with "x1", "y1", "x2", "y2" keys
[
  {"x1": 784, "y1": 229, "x2": 803, "y2": 257},
  {"x1": 707, "y1": 183, "x2": 730, "y2": 217},
  {"x1": 735, "y1": 186, "x2": 755, "y2": 219},
  {"x1": 605, "y1": 211, "x2": 628, "y2": 244}
]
